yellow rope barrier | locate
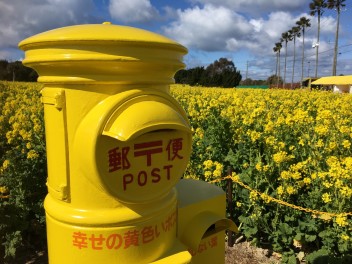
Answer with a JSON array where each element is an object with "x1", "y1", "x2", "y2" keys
[{"x1": 210, "y1": 175, "x2": 352, "y2": 220}]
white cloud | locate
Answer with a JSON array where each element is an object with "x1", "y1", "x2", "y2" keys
[
  {"x1": 163, "y1": 4, "x2": 252, "y2": 52},
  {"x1": 163, "y1": 5, "x2": 300, "y2": 56},
  {"x1": 190, "y1": 0, "x2": 309, "y2": 16},
  {"x1": 109, "y1": 0, "x2": 159, "y2": 23},
  {"x1": 163, "y1": 1, "x2": 339, "y2": 64},
  {"x1": 0, "y1": 0, "x2": 98, "y2": 52},
  {"x1": 249, "y1": 19, "x2": 264, "y2": 33}
]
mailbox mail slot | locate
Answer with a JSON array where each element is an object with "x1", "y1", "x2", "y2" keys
[{"x1": 74, "y1": 90, "x2": 192, "y2": 203}]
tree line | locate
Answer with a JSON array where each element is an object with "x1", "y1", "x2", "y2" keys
[
  {"x1": 0, "y1": 60, "x2": 38, "y2": 82},
  {"x1": 175, "y1": 57, "x2": 242, "y2": 88},
  {"x1": 273, "y1": 0, "x2": 346, "y2": 88}
]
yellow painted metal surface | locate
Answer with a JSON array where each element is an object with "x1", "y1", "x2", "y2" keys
[
  {"x1": 18, "y1": 24, "x2": 187, "y2": 85},
  {"x1": 19, "y1": 23, "x2": 235, "y2": 263},
  {"x1": 176, "y1": 179, "x2": 238, "y2": 264}
]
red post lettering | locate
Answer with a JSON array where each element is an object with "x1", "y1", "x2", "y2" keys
[
  {"x1": 138, "y1": 171, "x2": 147, "y2": 187},
  {"x1": 208, "y1": 235, "x2": 218, "y2": 248},
  {"x1": 72, "y1": 232, "x2": 88, "y2": 249},
  {"x1": 89, "y1": 234, "x2": 105, "y2": 250},
  {"x1": 108, "y1": 147, "x2": 130, "y2": 172},
  {"x1": 123, "y1": 174, "x2": 133, "y2": 191},
  {"x1": 151, "y1": 168, "x2": 161, "y2": 183},
  {"x1": 163, "y1": 165, "x2": 173, "y2": 180},
  {"x1": 197, "y1": 242, "x2": 207, "y2": 253},
  {"x1": 124, "y1": 230, "x2": 139, "y2": 249},
  {"x1": 106, "y1": 234, "x2": 123, "y2": 250},
  {"x1": 166, "y1": 138, "x2": 183, "y2": 160},
  {"x1": 154, "y1": 225, "x2": 160, "y2": 238},
  {"x1": 141, "y1": 226, "x2": 154, "y2": 244},
  {"x1": 188, "y1": 248, "x2": 197, "y2": 256},
  {"x1": 134, "y1": 140, "x2": 163, "y2": 166}
]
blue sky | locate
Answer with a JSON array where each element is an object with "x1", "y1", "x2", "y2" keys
[{"x1": 1, "y1": 0, "x2": 351, "y2": 81}]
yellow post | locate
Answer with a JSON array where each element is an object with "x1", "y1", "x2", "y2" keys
[{"x1": 19, "y1": 23, "x2": 237, "y2": 264}]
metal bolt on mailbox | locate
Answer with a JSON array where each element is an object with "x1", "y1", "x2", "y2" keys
[{"x1": 19, "y1": 23, "x2": 237, "y2": 263}]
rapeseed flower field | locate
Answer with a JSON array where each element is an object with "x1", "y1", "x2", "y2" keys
[
  {"x1": 0, "y1": 81, "x2": 46, "y2": 260},
  {"x1": 170, "y1": 84, "x2": 352, "y2": 262},
  {"x1": 1, "y1": 81, "x2": 351, "y2": 262}
]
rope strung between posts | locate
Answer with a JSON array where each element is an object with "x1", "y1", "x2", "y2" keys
[{"x1": 210, "y1": 175, "x2": 352, "y2": 220}]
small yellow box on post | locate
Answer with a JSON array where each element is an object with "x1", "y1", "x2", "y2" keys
[
  {"x1": 176, "y1": 179, "x2": 238, "y2": 264},
  {"x1": 19, "y1": 23, "x2": 237, "y2": 264}
]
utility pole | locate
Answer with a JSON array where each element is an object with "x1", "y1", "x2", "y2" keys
[
  {"x1": 307, "y1": 61, "x2": 310, "y2": 77},
  {"x1": 245, "y1": 61, "x2": 249, "y2": 80}
]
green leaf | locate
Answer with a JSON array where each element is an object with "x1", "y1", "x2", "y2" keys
[{"x1": 305, "y1": 234, "x2": 317, "y2": 242}]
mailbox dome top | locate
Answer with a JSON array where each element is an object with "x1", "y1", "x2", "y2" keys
[
  {"x1": 19, "y1": 23, "x2": 187, "y2": 53},
  {"x1": 18, "y1": 24, "x2": 187, "y2": 85}
]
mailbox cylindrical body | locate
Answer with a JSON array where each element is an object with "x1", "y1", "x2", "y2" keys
[
  {"x1": 19, "y1": 23, "x2": 237, "y2": 264},
  {"x1": 19, "y1": 24, "x2": 192, "y2": 263}
]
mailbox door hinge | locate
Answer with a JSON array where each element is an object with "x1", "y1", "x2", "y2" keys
[
  {"x1": 41, "y1": 88, "x2": 70, "y2": 202},
  {"x1": 41, "y1": 90, "x2": 66, "y2": 110}
]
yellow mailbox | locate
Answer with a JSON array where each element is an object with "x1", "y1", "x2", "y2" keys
[{"x1": 19, "y1": 23, "x2": 236, "y2": 264}]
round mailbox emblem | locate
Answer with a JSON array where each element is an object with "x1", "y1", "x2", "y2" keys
[{"x1": 97, "y1": 129, "x2": 191, "y2": 203}]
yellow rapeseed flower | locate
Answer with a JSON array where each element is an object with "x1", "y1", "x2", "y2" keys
[
  {"x1": 328, "y1": 141, "x2": 337, "y2": 151},
  {"x1": 249, "y1": 191, "x2": 258, "y2": 201},
  {"x1": 213, "y1": 162, "x2": 223, "y2": 178},
  {"x1": 316, "y1": 139, "x2": 324, "y2": 148},
  {"x1": 260, "y1": 193, "x2": 272, "y2": 203},
  {"x1": 2, "y1": 160, "x2": 10, "y2": 170},
  {"x1": 255, "y1": 163, "x2": 262, "y2": 171},
  {"x1": 265, "y1": 136, "x2": 276, "y2": 145},
  {"x1": 323, "y1": 181, "x2": 333, "y2": 188},
  {"x1": 0, "y1": 186, "x2": 8, "y2": 193},
  {"x1": 335, "y1": 215, "x2": 348, "y2": 227},
  {"x1": 286, "y1": 186, "x2": 295, "y2": 195},
  {"x1": 203, "y1": 160, "x2": 213, "y2": 170},
  {"x1": 344, "y1": 157, "x2": 352, "y2": 169},
  {"x1": 280, "y1": 171, "x2": 290, "y2": 180},
  {"x1": 322, "y1": 193, "x2": 332, "y2": 203},
  {"x1": 204, "y1": 171, "x2": 212, "y2": 180},
  {"x1": 341, "y1": 234, "x2": 349, "y2": 241},
  {"x1": 340, "y1": 186, "x2": 352, "y2": 198},
  {"x1": 303, "y1": 177, "x2": 311, "y2": 185},
  {"x1": 27, "y1": 150, "x2": 39, "y2": 160},
  {"x1": 314, "y1": 125, "x2": 329, "y2": 136},
  {"x1": 342, "y1": 140, "x2": 351, "y2": 149},
  {"x1": 277, "y1": 186, "x2": 284, "y2": 195},
  {"x1": 273, "y1": 151, "x2": 288, "y2": 164}
]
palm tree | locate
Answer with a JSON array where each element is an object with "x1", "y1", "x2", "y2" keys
[
  {"x1": 309, "y1": 0, "x2": 327, "y2": 78},
  {"x1": 291, "y1": 26, "x2": 301, "y2": 89},
  {"x1": 281, "y1": 31, "x2": 293, "y2": 87},
  {"x1": 273, "y1": 42, "x2": 283, "y2": 88},
  {"x1": 296, "y1": 17, "x2": 311, "y2": 83},
  {"x1": 327, "y1": 0, "x2": 346, "y2": 76}
]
